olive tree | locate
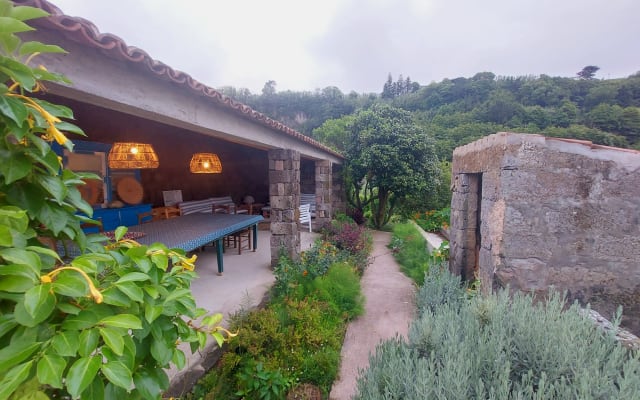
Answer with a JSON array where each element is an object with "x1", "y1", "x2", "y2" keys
[{"x1": 345, "y1": 104, "x2": 440, "y2": 228}]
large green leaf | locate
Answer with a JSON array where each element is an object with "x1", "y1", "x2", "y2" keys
[
  {"x1": 0, "y1": 248, "x2": 40, "y2": 273},
  {"x1": 19, "y1": 41, "x2": 65, "y2": 56},
  {"x1": 133, "y1": 368, "x2": 166, "y2": 400},
  {"x1": 101, "y1": 287, "x2": 132, "y2": 307},
  {"x1": 36, "y1": 354, "x2": 65, "y2": 389},
  {"x1": 98, "y1": 314, "x2": 142, "y2": 330},
  {"x1": 39, "y1": 175, "x2": 67, "y2": 203},
  {"x1": 9, "y1": 5, "x2": 49, "y2": 21},
  {"x1": 0, "y1": 340, "x2": 39, "y2": 371},
  {"x1": 78, "y1": 328, "x2": 99, "y2": 357},
  {"x1": 52, "y1": 270, "x2": 89, "y2": 298},
  {"x1": 144, "y1": 302, "x2": 163, "y2": 324},
  {"x1": 0, "y1": 94, "x2": 27, "y2": 126},
  {"x1": 65, "y1": 356, "x2": 101, "y2": 399},
  {"x1": 22, "y1": 283, "x2": 55, "y2": 322},
  {"x1": 0, "y1": 16, "x2": 33, "y2": 33},
  {"x1": 80, "y1": 377, "x2": 104, "y2": 400},
  {"x1": 99, "y1": 327, "x2": 124, "y2": 356},
  {"x1": 0, "y1": 275, "x2": 33, "y2": 293},
  {"x1": 0, "y1": 360, "x2": 33, "y2": 400},
  {"x1": 0, "y1": 57, "x2": 35, "y2": 89},
  {"x1": 101, "y1": 361, "x2": 132, "y2": 390},
  {"x1": 150, "y1": 336, "x2": 173, "y2": 366},
  {"x1": 0, "y1": 264, "x2": 38, "y2": 282},
  {"x1": 0, "y1": 314, "x2": 17, "y2": 339},
  {"x1": 115, "y1": 281, "x2": 144, "y2": 302},
  {"x1": 0, "y1": 152, "x2": 30, "y2": 184},
  {"x1": 116, "y1": 272, "x2": 150, "y2": 284},
  {"x1": 51, "y1": 330, "x2": 79, "y2": 357},
  {"x1": 0, "y1": 32, "x2": 20, "y2": 54}
]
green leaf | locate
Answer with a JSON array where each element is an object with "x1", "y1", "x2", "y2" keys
[
  {"x1": 61, "y1": 309, "x2": 101, "y2": 331},
  {"x1": 23, "y1": 283, "x2": 55, "y2": 321},
  {"x1": 150, "y1": 337, "x2": 173, "y2": 365},
  {"x1": 0, "y1": 275, "x2": 33, "y2": 293},
  {"x1": 19, "y1": 41, "x2": 66, "y2": 56},
  {"x1": 0, "y1": 248, "x2": 40, "y2": 274},
  {"x1": 39, "y1": 175, "x2": 67, "y2": 203},
  {"x1": 65, "y1": 356, "x2": 101, "y2": 399},
  {"x1": 101, "y1": 361, "x2": 132, "y2": 390},
  {"x1": 0, "y1": 32, "x2": 20, "y2": 54},
  {"x1": 9, "y1": 5, "x2": 49, "y2": 21},
  {"x1": 52, "y1": 270, "x2": 89, "y2": 297},
  {"x1": 99, "y1": 327, "x2": 124, "y2": 356},
  {"x1": 0, "y1": 264, "x2": 38, "y2": 281},
  {"x1": 51, "y1": 330, "x2": 80, "y2": 357},
  {"x1": 0, "y1": 153, "x2": 32, "y2": 185},
  {"x1": 78, "y1": 328, "x2": 99, "y2": 357},
  {"x1": 101, "y1": 287, "x2": 132, "y2": 307},
  {"x1": 0, "y1": 314, "x2": 17, "y2": 339},
  {"x1": 0, "y1": 340, "x2": 39, "y2": 371},
  {"x1": 114, "y1": 226, "x2": 127, "y2": 241},
  {"x1": 172, "y1": 349, "x2": 186, "y2": 370},
  {"x1": 150, "y1": 253, "x2": 168, "y2": 270},
  {"x1": 0, "y1": 16, "x2": 33, "y2": 33},
  {"x1": 115, "y1": 281, "x2": 144, "y2": 302},
  {"x1": 116, "y1": 272, "x2": 150, "y2": 284},
  {"x1": 144, "y1": 303, "x2": 163, "y2": 324},
  {"x1": 133, "y1": 368, "x2": 167, "y2": 400},
  {"x1": 165, "y1": 288, "x2": 191, "y2": 303},
  {"x1": 104, "y1": 382, "x2": 126, "y2": 399},
  {"x1": 0, "y1": 94, "x2": 27, "y2": 126},
  {"x1": 0, "y1": 57, "x2": 35, "y2": 89},
  {"x1": 81, "y1": 377, "x2": 105, "y2": 400},
  {"x1": 0, "y1": 360, "x2": 33, "y2": 400},
  {"x1": 99, "y1": 314, "x2": 142, "y2": 330},
  {"x1": 36, "y1": 354, "x2": 65, "y2": 389},
  {"x1": 56, "y1": 302, "x2": 81, "y2": 315}
]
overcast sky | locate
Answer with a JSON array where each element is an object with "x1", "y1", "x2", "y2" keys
[{"x1": 49, "y1": 0, "x2": 639, "y2": 94}]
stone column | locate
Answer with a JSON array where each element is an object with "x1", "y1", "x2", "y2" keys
[
  {"x1": 268, "y1": 149, "x2": 300, "y2": 267},
  {"x1": 449, "y1": 173, "x2": 481, "y2": 282},
  {"x1": 331, "y1": 164, "x2": 346, "y2": 215},
  {"x1": 315, "y1": 160, "x2": 332, "y2": 226}
]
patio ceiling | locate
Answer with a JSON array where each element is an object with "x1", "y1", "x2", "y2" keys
[{"x1": 15, "y1": 0, "x2": 343, "y2": 164}]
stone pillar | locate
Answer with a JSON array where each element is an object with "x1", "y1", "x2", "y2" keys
[
  {"x1": 315, "y1": 160, "x2": 332, "y2": 226},
  {"x1": 449, "y1": 173, "x2": 481, "y2": 282},
  {"x1": 331, "y1": 164, "x2": 346, "y2": 215},
  {"x1": 268, "y1": 149, "x2": 300, "y2": 267}
]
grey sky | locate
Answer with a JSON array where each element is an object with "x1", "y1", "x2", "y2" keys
[{"x1": 49, "y1": 0, "x2": 640, "y2": 94}]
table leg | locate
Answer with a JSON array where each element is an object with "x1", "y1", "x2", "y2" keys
[
  {"x1": 216, "y1": 238, "x2": 224, "y2": 275},
  {"x1": 252, "y1": 224, "x2": 258, "y2": 251}
]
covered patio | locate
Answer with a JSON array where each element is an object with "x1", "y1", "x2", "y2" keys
[{"x1": 19, "y1": 0, "x2": 345, "y2": 267}]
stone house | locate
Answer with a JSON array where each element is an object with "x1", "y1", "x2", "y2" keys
[
  {"x1": 449, "y1": 132, "x2": 640, "y2": 334},
  {"x1": 16, "y1": 0, "x2": 345, "y2": 266}
]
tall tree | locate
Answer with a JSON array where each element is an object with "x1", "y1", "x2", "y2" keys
[
  {"x1": 577, "y1": 65, "x2": 600, "y2": 80},
  {"x1": 345, "y1": 104, "x2": 440, "y2": 228}
]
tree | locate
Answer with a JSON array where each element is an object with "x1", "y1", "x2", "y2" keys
[
  {"x1": 311, "y1": 114, "x2": 355, "y2": 152},
  {"x1": 577, "y1": 65, "x2": 600, "y2": 80},
  {"x1": 345, "y1": 104, "x2": 440, "y2": 228}
]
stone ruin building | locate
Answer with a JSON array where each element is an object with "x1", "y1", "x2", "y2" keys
[{"x1": 449, "y1": 132, "x2": 640, "y2": 334}]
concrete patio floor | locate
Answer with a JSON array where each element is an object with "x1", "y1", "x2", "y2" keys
[{"x1": 167, "y1": 229, "x2": 319, "y2": 394}]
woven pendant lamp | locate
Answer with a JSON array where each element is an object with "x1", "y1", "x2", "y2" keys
[
  {"x1": 108, "y1": 142, "x2": 159, "y2": 169},
  {"x1": 190, "y1": 153, "x2": 222, "y2": 173}
]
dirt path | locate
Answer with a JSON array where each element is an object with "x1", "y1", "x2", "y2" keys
[{"x1": 329, "y1": 230, "x2": 416, "y2": 399}]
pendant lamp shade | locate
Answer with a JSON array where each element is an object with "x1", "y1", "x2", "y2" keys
[
  {"x1": 108, "y1": 142, "x2": 159, "y2": 169},
  {"x1": 190, "y1": 153, "x2": 222, "y2": 173}
]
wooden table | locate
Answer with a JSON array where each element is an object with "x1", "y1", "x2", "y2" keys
[{"x1": 129, "y1": 213, "x2": 263, "y2": 274}]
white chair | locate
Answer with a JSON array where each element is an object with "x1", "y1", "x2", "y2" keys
[{"x1": 299, "y1": 203, "x2": 312, "y2": 232}]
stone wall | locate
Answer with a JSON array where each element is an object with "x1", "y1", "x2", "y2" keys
[{"x1": 450, "y1": 132, "x2": 640, "y2": 335}]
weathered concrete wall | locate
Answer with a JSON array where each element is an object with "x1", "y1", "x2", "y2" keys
[{"x1": 451, "y1": 132, "x2": 640, "y2": 334}]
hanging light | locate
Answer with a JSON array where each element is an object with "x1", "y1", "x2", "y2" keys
[
  {"x1": 108, "y1": 142, "x2": 159, "y2": 169},
  {"x1": 190, "y1": 152, "x2": 222, "y2": 173}
]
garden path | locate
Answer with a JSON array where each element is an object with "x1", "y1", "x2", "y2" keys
[{"x1": 330, "y1": 230, "x2": 416, "y2": 399}]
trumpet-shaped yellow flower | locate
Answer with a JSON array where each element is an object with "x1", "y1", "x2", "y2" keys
[{"x1": 41, "y1": 266, "x2": 103, "y2": 303}]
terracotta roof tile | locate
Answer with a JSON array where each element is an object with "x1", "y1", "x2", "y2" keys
[{"x1": 14, "y1": 0, "x2": 343, "y2": 159}]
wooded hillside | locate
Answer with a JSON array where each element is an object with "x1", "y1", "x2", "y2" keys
[{"x1": 217, "y1": 68, "x2": 640, "y2": 161}]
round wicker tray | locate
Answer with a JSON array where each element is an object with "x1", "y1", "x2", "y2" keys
[
  {"x1": 78, "y1": 179, "x2": 101, "y2": 205},
  {"x1": 116, "y1": 176, "x2": 143, "y2": 205}
]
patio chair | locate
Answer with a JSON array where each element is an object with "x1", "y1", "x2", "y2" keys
[{"x1": 299, "y1": 203, "x2": 312, "y2": 232}]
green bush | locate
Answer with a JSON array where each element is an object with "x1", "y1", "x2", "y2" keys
[
  {"x1": 389, "y1": 222, "x2": 431, "y2": 285},
  {"x1": 309, "y1": 262, "x2": 364, "y2": 320},
  {"x1": 355, "y1": 269, "x2": 640, "y2": 399}
]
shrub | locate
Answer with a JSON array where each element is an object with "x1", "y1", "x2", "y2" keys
[
  {"x1": 0, "y1": 6, "x2": 229, "y2": 398},
  {"x1": 413, "y1": 207, "x2": 450, "y2": 232},
  {"x1": 355, "y1": 270, "x2": 640, "y2": 399},
  {"x1": 389, "y1": 222, "x2": 430, "y2": 285},
  {"x1": 309, "y1": 262, "x2": 364, "y2": 320},
  {"x1": 323, "y1": 219, "x2": 372, "y2": 274}
]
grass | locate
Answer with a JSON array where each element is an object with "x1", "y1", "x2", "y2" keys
[{"x1": 389, "y1": 222, "x2": 431, "y2": 285}]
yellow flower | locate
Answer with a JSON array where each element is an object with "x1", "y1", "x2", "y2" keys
[{"x1": 41, "y1": 266, "x2": 103, "y2": 303}]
